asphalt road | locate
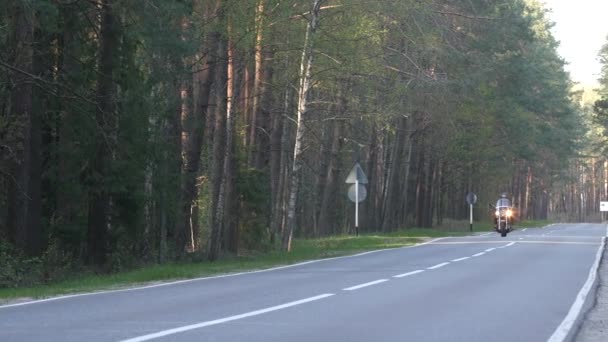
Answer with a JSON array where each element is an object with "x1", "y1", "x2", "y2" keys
[{"x1": 1, "y1": 223, "x2": 606, "y2": 342}]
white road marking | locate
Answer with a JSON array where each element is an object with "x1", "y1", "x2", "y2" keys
[
  {"x1": 118, "y1": 293, "x2": 335, "y2": 342},
  {"x1": 343, "y1": 279, "x2": 389, "y2": 291},
  {"x1": 452, "y1": 257, "x2": 470, "y2": 262},
  {"x1": 477, "y1": 232, "x2": 492, "y2": 237},
  {"x1": 506, "y1": 242, "x2": 515, "y2": 247},
  {"x1": 427, "y1": 262, "x2": 450, "y2": 270},
  {"x1": 547, "y1": 237, "x2": 606, "y2": 342},
  {"x1": 393, "y1": 270, "x2": 425, "y2": 278},
  {"x1": 472, "y1": 252, "x2": 485, "y2": 257},
  {"x1": 522, "y1": 228, "x2": 528, "y2": 232},
  {"x1": 485, "y1": 248, "x2": 496, "y2": 252}
]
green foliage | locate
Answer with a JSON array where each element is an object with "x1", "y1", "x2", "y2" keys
[
  {"x1": 237, "y1": 167, "x2": 272, "y2": 250},
  {"x1": 0, "y1": 241, "x2": 42, "y2": 288}
]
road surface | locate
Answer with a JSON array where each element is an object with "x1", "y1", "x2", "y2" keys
[{"x1": 1, "y1": 223, "x2": 606, "y2": 342}]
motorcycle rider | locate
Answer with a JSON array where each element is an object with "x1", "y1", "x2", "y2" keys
[{"x1": 491, "y1": 193, "x2": 516, "y2": 228}]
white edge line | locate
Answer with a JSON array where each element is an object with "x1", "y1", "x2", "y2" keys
[
  {"x1": 393, "y1": 270, "x2": 425, "y2": 278},
  {"x1": 522, "y1": 228, "x2": 528, "y2": 232},
  {"x1": 452, "y1": 257, "x2": 470, "y2": 262},
  {"x1": 343, "y1": 279, "x2": 389, "y2": 291},
  {"x1": 118, "y1": 293, "x2": 335, "y2": 342},
  {"x1": 0, "y1": 238, "x2": 446, "y2": 309},
  {"x1": 547, "y1": 236, "x2": 606, "y2": 342},
  {"x1": 506, "y1": 242, "x2": 516, "y2": 247},
  {"x1": 485, "y1": 248, "x2": 496, "y2": 252},
  {"x1": 427, "y1": 262, "x2": 450, "y2": 270},
  {"x1": 472, "y1": 252, "x2": 485, "y2": 257}
]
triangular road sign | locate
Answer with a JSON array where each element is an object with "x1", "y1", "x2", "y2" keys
[{"x1": 345, "y1": 163, "x2": 368, "y2": 184}]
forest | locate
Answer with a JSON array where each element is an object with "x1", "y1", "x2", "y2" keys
[{"x1": 1, "y1": 0, "x2": 607, "y2": 284}]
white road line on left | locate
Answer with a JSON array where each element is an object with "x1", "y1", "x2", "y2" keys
[
  {"x1": 343, "y1": 279, "x2": 389, "y2": 291},
  {"x1": 452, "y1": 257, "x2": 470, "y2": 262},
  {"x1": 427, "y1": 262, "x2": 450, "y2": 270},
  {"x1": 547, "y1": 237, "x2": 606, "y2": 342},
  {"x1": 472, "y1": 252, "x2": 485, "y2": 257},
  {"x1": 393, "y1": 270, "x2": 425, "y2": 278},
  {"x1": 118, "y1": 293, "x2": 335, "y2": 342}
]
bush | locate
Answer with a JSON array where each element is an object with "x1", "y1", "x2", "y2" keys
[{"x1": 0, "y1": 241, "x2": 43, "y2": 288}]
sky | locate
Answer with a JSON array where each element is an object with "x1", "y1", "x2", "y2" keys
[{"x1": 542, "y1": 0, "x2": 608, "y2": 86}]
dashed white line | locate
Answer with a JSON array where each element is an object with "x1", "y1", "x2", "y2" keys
[
  {"x1": 506, "y1": 242, "x2": 515, "y2": 247},
  {"x1": 118, "y1": 293, "x2": 335, "y2": 342},
  {"x1": 452, "y1": 257, "x2": 470, "y2": 262},
  {"x1": 427, "y1": 262, "x2": 450, "y2": 270},
  {"x1": 393, "y1": 270, "x2": 425, "y2": 278},
  {"x1": 485, "y1": 248, "x2": 496, "y2": 252},
  {"x1": 472, "y1": 252, "x2": 485, "y2": 257},
  {"x1": 343, "y1": 279, "x2": 389, "y2": 291}
]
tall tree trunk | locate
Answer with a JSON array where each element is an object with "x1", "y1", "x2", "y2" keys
[
  {"x1": 282, "y1": 0, "x2": 324, "y2": 252},
  {"x1": 222, "y1": 23, "x2": 239, "y2": 255},
  {"x1": 87, "y1": 0, "x2": 117, "y2": 265},
  {"x1": 317, "y1": 96, "x2": 345, "y2": 235},
  {"x1": 381, "y1": 116, "x2": 407, "y2": 232},
  {"x1": 6, "y1": 0, "x2": 41, "y2": 255},
  {"x1": 248, "y1": 0, "x2": 265, "y2": 166},
  {"x1": 208, "y1": 34, "x2": 228, "y2": 261},
  {"x1": 179, "y1": 0, "x2": 220, "y2": 255}
]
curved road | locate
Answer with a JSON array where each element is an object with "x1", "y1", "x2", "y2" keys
[{"x1": 1, "y1": 223, "x2": 606, "y2": 342}]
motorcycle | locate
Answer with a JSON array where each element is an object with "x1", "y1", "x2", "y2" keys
[{"x1": 494, "y1": 206, "x2": 514, "y2": 237}]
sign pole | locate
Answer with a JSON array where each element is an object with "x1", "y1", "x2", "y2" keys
[
  {"x1": 355, "y1": 179, "x2": 359, "y2": 236},
  {"x1": 469, "y1": 204, "x2": 473, "y2": 232}
]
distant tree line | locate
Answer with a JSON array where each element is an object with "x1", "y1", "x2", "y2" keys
[{"x1": 0, "y1": 0, "x2": 582, "y2": 280}]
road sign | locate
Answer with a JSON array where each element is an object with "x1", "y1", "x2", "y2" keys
[
  {"x1": 348, "y1": 184, "x2": 367, "y2": 203},
  {"x1": 601, "y1": 201, "x2": 608, "y2": 212},
  {"x1": 466, "y1": 192, "x2": 477, "y2": 205},
  {"x1": 346, "y1": 163, "x2": 368, "y2": 236},
  {"x1": 345, "y1": 163, "x2": 368, "y2": 184}
]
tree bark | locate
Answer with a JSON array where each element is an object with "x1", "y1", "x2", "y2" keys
[
  {"x1": 282, "y1": 0, "x2": 324, "y2": 252},
  {"x1": 6, "y1": 0, "x2": 41, "y2": 255},
  {"x1": 208, "y1": 34, "x2": 228, "y2": 261},
  {"x1": 179, "y1": 0, "x2": 220, "y2": 255},
  {"x1": 87, "y1": 0, "x2": 117, "y2": 265}
]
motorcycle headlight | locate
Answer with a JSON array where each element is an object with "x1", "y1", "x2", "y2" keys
[
  {"x1": 495, "y1": 210, "x2": 499, "y2": 216},
  {"x1": 506, "y1": 209, "x2": 513, "y2": 217}
]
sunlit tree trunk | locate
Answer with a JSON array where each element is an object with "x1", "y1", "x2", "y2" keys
[{"x1": 282, "y1": 0, "x2": 324, "y2": 252}]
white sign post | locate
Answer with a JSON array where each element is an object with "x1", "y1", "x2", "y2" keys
[
  {"x1": 600, "y1": 201, "x2": 608, "y2": 222},
  {"x1": 346, "y1": 163, "x2": 368, "y2": 236},
  {"x1": 466, "y1": 192, "x2": 477, "y2": 232}
]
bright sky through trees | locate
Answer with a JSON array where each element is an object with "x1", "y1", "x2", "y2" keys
[{"x1": 543, "y1": 0, "x2": 608, "y2": 86}]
